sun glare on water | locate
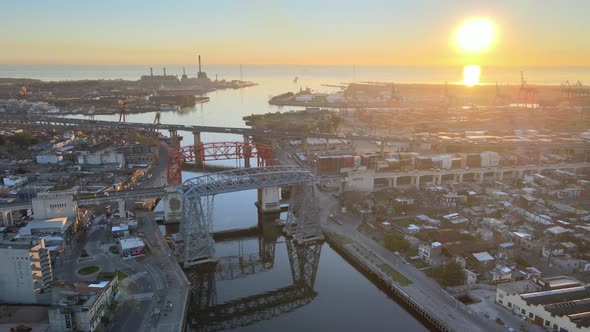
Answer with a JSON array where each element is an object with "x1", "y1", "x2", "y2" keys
[
  {"x1": 463, "y1": 65, "x2": 480, "y2": 86},
  {"x1": 456, "y1": 18, "x2": 494, "y2": 53}
]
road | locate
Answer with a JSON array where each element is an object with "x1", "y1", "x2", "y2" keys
[
  {"x1": 314, "y1": 187, "x2": 505, "y2": 332},
  {"x1": 132, "y1": 213, "x2": 189, "y2": 332}
]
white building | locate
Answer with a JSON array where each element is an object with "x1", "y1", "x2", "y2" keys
[
  {"x1": 36, "y1": 154, "x2": 63, "y2": 164},
  {"x1": 2, "y1": 175, "x2": 27, "y2": 187},
  {"x1": 32, "y1": 190, "x2": 77, "y2": 219},
  {"x1": 118, "y1": 237, "x2": 145, "y2": 259},
  {"x1": 18, "y1": 217, "x2": 72, "y2": 238},
  {"x1": 465, "y1": 269, "x2": 478, "y2": 285},
  {"x1": 49, "y1": 275, "x2": 119, "y2": 332},
  {"x1": 77, "y1": 150, "x2": 125, "y2": 168},
  {"x1": 418, "y1": 241, "x2": 442, "y2": 265},
  {"x1": 496, "y1": 278, "x2": 590, "y2": 331},
  {"x1": 0, "y1": 239, "x2": 53, "y2": 304}
]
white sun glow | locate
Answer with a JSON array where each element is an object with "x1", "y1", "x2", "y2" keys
[{"x1": 456, "y1": 18, "x2": 494, "y2": 53}]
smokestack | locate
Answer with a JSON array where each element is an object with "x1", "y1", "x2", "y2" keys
[
  {"x1": 198, "y1": 55, "x2": 202, "y2": 73},
  {"x1": 183, "y1": 67, "x2": 186, "y2": 76},
  {"x1": 163, "y1": 67, "x2": 166, "y2": 76},
  {"x1": 150, "y1": 67, "x2": 153, "y2": 77}
]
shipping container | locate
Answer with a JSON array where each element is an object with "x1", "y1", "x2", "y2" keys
[{"x1": 415, "y1": 156, "x2": 433, "y2": 170}]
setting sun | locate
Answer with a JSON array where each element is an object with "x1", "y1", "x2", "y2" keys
[{"x1": 456, "y1": 18, "x2": 494, "y2": 53}]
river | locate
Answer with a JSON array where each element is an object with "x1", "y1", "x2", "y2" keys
[{"x1": 179, "y1": 173, "x2": 427, "y2": 332}]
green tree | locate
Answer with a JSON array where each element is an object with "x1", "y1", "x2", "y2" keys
[
  {"x1": 432, "y1": 262, "x2": 465, "y2": 286},
  {"x1": 384, "y1": 233, "x2": 410, "y2": 252}
]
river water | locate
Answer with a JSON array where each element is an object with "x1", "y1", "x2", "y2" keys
[{"x1": 179, "y1": 170, "x2": 427, "y2": 331}]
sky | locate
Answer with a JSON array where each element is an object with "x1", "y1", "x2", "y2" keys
[{"x1": 1, "y1": 0, "x2": 589, "y2": 66}]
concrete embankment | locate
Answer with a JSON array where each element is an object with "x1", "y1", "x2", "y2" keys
[{"x1": 324, "y1": 232, "x2": 450, "y2": 332}]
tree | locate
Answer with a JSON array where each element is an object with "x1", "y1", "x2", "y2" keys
[
  {"x1": 432, "y1": 262, "x2": 465, "y2": 286},
  {"x1": 384, "y1": 233, "x2": 410, "y2": 252}
]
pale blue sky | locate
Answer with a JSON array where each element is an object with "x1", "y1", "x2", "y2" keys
[{"x1": 1, "y1": 0, "x2": 588, "y2": 65}]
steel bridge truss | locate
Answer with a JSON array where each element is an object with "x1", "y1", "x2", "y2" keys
[
  {"x1": 189, "y1": 239, "x2": 323, "y2": 331},
  {"x1": 181, "y1": 195, "x2": 216, "y2": 266},
  {"x1": 179, "y1": 166, "x2": 321, "y2": 267},
  {"x1": 284, "y1": 183, "x2": 323, "y2": 244},
  {"x1": 168, "y1": 142, "x2": 274, "y2": 184}
]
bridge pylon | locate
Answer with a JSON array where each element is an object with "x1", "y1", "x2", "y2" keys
[
  {"x1": 181, "y1": 195, "x2": 215, "y2": 267},
  {"x1": 284, "y1": 183, "x2": 324, "y2": 244},
  {"x1": 186, "y1": 262, "x2": 217, "y2": 312},
  {"x1": 286, "y1": 237, "x2": 323, "y2": 289}
]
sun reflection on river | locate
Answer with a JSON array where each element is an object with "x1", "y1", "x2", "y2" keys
[{"x1": 463, "y1": 65, "x2": 480, "y2": 86}]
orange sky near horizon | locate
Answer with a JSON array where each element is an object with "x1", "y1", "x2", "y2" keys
[{"x1": 1, "y1": 1, "x2": 589, "y2": 67}]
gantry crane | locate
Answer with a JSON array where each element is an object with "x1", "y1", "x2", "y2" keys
[{"x1": 518, "y1": 71, "x2": 537, "y2": 105}]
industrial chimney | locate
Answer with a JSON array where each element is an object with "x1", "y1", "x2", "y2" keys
[
  {"x1": 163, "y1": 67, "x2": 166, "y2": 76},
  {"x1": 198, "y1": 55, "x2": 202, "y2": 74},
  {"x1": 150, "y1": 67, "x2": 153, "y2": 77}
]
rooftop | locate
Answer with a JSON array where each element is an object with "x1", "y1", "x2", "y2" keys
[
  {"x1": 472, "y1": 251, "x2": 494, "y2": 262},
  {"x1": 497, "y1": 280, "x2": 541, "y2": 295},
  {"x1": 18, "y1": 217, "x2": 71, "y2": 236},
  {"x1": 520, "y1": 285, "x2": 590, "y2": 326},
  {"x1": 119, "y1": 237, "x2": 144, "y2": 250},
  {"x1": 546, "y1": 226, "x2": 570, "y2": 235}
]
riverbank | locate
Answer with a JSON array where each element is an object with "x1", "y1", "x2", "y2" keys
[{"x1": 325, "y1": 232, "x2": 448, "y2": 331}]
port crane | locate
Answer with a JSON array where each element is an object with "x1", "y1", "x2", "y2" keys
[
  {"x1": 561, "y1": 80, "x2": 572, "y2": 98},
  {"x1": 118, "y1": 100, "x2": 127, "y2": 123},
  {"x1": 518, "y1": 71, "x2": 537, "y2": 105},
  {"x1": 561, "y1": 80, "x2": 590, "y2": 98},
  {"x1": 153, "y1": 110, "x2": 161, "y2": 124},
  {"x1": 573, "y1": 81, "x2": 590, "y2": 97}
]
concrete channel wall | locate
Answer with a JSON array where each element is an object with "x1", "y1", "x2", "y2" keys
[
  {"x1": 179, "y1": 274, "x2": 190, "y2": 332},
  {"x1": 324, "y1": 232, "x2": 450, "y2": 332}
]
